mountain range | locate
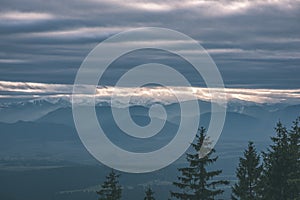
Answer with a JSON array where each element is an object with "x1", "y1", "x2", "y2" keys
[{"x1": 0, "y1": 97, "x2": 299, "y2": 199}]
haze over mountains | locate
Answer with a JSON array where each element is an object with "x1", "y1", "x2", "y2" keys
[
  {"x1": 1, "y1": 95, "x2": 299, "y2": 162},
  {"x1": 1, "y1": 80, "x2": 300, "y2": 199},
  {"x1": 1, "y1": 95, "x2": 299, "y2": 199}
]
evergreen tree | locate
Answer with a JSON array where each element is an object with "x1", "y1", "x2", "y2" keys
[
  {"x1": 144, "y1": 187, "x2": 156, "y2": 200},
  {"x1": 96, "y1": 169, "x2": 122, "y2": 200},
  {"x1": 261, "y1": 121, "x2": 294, "y2": 200},
  {"x1": 171, "y1": 127, "x2": 229, "y2": 200},
  {"x1": 287, "y1": 117, "x2": 300, "y2": 199},
  {"x1": 232, "y1": 141, "x2": 263, "y2": 200}
]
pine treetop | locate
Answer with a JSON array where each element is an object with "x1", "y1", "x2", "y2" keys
[
  {"x1": 232, "y1": 141, "x2": 263, "y2": 200},
  {"x1": 144, "y1": 187, "x2": 156, "y2": 200},
  {"x1": 97, "y1": 169, "x2": 122, "y2": 200},
  {"x1": 171, "y1": 127, "x2": 229, "y2": 200}
]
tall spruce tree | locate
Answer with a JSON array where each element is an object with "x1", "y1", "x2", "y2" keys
[
  {"x1": 287, "y1": 117, "x2": 300, "y2": 199},
  {"x1": 171, "y1": 127, "x2": 229, "y2": 200},
  {"x1": 261, "y1": 121, "x2": 294, "y2": 200},
  {"x1": 96, "y1": 169, "x2": 122, "y2": 200},
  {"x1": 144, "y1": 187, "x2": 156, "y2": 200},
  {"x1": 232, "y1": 141, "x2": 263, "y2": 200}
]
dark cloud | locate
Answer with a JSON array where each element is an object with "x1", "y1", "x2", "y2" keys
[{"x1": 0, "y1": 0, "x2": 299, "y2": 88}]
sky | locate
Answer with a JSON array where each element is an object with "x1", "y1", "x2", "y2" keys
[{"x1": 0, "y1": 0, "x2": 299, "y2": 91}]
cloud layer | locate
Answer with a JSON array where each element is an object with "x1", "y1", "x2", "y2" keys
[
  {"x1": 1, "y1": 81, "x2": 300, "y2": 106},
  {"x1": 0, "y1": 0, "x2": 299, "y2": 89}
]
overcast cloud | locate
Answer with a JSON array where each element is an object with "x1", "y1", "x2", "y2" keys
[{"x1": 0, "y1": 0, "x2": 299, "y2": 89}]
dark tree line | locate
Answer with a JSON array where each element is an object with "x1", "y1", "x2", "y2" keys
[
  {"x1": 232, "y1": 117, "x2": 300, "y2": 200},
  {"x1": 96, "y1": 117, "x2": 300, "y2": 200},
  {"x1": 96, "y1": 170, "x2": 157, "y2": 200},
  {"x1": 260, "y1": 119, "x2": 300, "y2": 200}
]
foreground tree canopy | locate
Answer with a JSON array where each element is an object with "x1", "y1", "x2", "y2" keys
[
  {"x1": 95, "y1": 117, "x2": 300, "y2": 200},
  {"x1": 171, "y1": 127, "x2": 229, "y2": 199},
  {"x1": 96, "y1": 170, "x2": 122, "y2": 200},
  {"x1": 144, "y1": 187, "x2": 156, "y2": 200},
  {"x1": 233, "y1": 117, "x2": 300, "y2": 200},
  {"x1": 232, "y1": 142, "x2": 263, "y2": 200},
  {"x1": 260, "y1": 118, "x2": 300, "y2": 200}
]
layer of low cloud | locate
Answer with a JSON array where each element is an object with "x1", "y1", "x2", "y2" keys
[
  {"x1": 1, "y1": 81, "x2": 300, "y2": 106},
  {"x1": 0, "y1": 11, "x2": 54, "y2": 21}
]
